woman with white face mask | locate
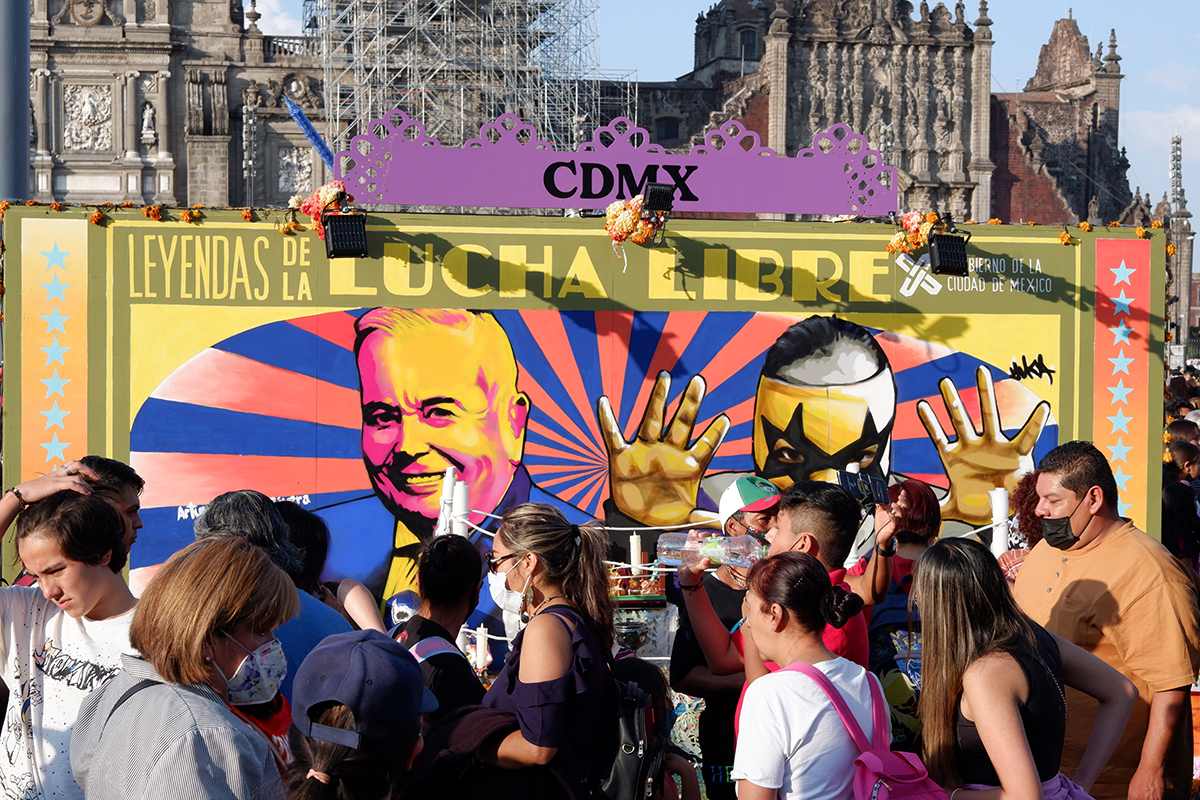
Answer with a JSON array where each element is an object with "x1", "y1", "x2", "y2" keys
[
  {"x1": 71, "y1": 537, "x2": 299, "y2": 800},
  {"x1": 476, "y1": 503, "x2": 615, "y2": 800}
]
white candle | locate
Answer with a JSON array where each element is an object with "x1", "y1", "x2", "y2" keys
[
  {"x1": 989, "y1": 487, "x2": 1010, "y2": 557},
  {"x1": 452, "y1": 482, "x2": 469, "y2": 538},
  {"x1": 475, "y1": 625, "x2": 489, "y2": 671},
  {"x1": 630, "y1": 533, "x2": 643, "y2": 576}
]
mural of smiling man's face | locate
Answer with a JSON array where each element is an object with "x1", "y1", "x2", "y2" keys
[
  {"x1": 355, "y1": 309, "x2": 530, "y2": 534},
  {"x1": 752, "y1": 317, "x2": 896, "y2": 490}
]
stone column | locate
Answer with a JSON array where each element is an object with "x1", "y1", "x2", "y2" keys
[
  {"x1": 153, "y1": 69, "x2": 176, "y2": 204},
  {"x1": 123, "y1": 71, "x2": 139, "y2": 159},
  {"x1": 31, "y1": 0, "x2": 49, "y2": 36},
  {"x1": 32, "y1": 68, "x2": 50, "y2": 155},
  {"x1": 31, "y1": 67, "x2": 53, "y2": 201},
  {"x1": 123, "y1": 0, "x2": 136, "y2": 29},
  {"x1": 968, "y1": 1, "x2": 996, "y2": 221},
  {"x1": 764, "y1": 0, "x2": 789, "y2": 155}
]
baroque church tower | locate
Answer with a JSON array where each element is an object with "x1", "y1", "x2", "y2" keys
[{"x1": 640, "y1": 0, "x2": 1133, "y2": 224}]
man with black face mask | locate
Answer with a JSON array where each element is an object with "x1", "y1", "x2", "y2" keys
[{"x1": 1013, "y1": 441, "x2": 1200, "y2": 800}]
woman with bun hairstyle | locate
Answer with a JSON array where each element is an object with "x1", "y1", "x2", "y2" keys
[
  {"x1": 478, "y1": 502, "x2": 615, "y2": 798},
  {"x1": 913, "y1": 538, "x2": 1136, "y2": 799},
  {"x1": 731, "y1": 551, "x2": 874, "y2": 800}
]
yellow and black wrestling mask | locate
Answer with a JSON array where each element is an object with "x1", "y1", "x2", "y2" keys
[{"x1": 752, "y1": 366, "x2": 896, "y2": 491}]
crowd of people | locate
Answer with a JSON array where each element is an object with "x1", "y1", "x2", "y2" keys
[{"x1": 0, "y1": 435, "x2": 1194, "y2": 800}]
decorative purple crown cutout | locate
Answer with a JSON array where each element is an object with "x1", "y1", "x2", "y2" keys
[{"x1": 335, "y1": 112, "x2": 897, "y2": 217}]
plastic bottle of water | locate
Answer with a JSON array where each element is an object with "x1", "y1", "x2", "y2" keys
[{"x1": 655, "y1": 533, "x2": 767, "y2": 568}]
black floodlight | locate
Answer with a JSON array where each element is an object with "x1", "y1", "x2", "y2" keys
[
  {"x1": 642, "y1": 182, "x2": 676, "y2": 213},
  {"x1": 322, "y1": 193, "x2": 368, "y2": 259},
  {"x1": 641, "y1": 182, "x2": 676, "y2": 247},
  {"x1": 929, "y1": 215, "x2": 971, "y2": 276}
]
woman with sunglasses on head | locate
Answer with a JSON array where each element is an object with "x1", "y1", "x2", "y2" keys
[
  {"x1": 912, "y1": 538, "x2": 1136, "y2": 800},
  {"x1": 479, "y1": 502, "x2": 614, "y2": 799}
]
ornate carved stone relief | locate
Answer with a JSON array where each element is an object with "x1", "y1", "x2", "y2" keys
[
  {"x1": 277, "y1": 146, "x2": 312, "y2": 196},
  {"x1": 263, "y1": 74, "x2": 324, "y2": 110},
  {"x1": 63, "y1": 84, "x2": 113, "y2": 151},
  {"x1": 51, "y1": 0, "x2": 121, "y2": 26}
]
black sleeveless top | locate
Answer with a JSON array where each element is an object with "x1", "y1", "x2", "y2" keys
[{"x1": 954, "y1": 622, "x2": 1066, "y2": 785}]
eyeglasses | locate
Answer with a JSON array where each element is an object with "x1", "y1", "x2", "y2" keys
[{"x1": 485, "y1": 551, "x2": 518, "y2": 574}]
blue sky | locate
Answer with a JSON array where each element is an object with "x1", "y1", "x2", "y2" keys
[{"x1": 261, "y1": 0, "x2": 1198, "y2": 256}]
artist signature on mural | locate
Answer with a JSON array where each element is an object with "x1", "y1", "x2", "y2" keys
[
  {"x1": 174, "y1": 494, "x2": 311, "y2": 521},
  {"x1": 1009, "y1": 354, "x2": 1056, "y2": 385}
]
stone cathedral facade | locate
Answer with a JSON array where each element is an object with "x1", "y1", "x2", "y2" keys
[
  {"x1": 639, "y1": 0, "x2": 1138, "y2": 225},
  {"x1": 29, "y1": 0, "x2": 1141, "y2": 226},
  {"x1": 28, "y1": 0, "x2": 330, "y2": 208}
]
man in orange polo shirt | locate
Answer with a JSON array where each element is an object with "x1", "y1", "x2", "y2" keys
[{"x1": 1014, "y1": 441, "x2": 1200, "y2": 800}]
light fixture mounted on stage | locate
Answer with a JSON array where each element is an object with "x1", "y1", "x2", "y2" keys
[
  {"x1": 641, "y1": 182, "x2": 675, "y2": 247},
  {"x1": 929, "y1": 214, "x2": 971, "y2": 276},
  {"x1": 322, "y1": 193, "x2": 368, "y2": 260}
]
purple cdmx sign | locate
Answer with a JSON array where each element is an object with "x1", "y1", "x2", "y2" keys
[{"x1": 335, "y1": 112, "x2": 897, "y2": 217}]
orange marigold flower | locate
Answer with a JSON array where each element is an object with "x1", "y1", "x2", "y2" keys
[
  {"x1": 142, "y1": 205, "x2": 163, "y2": 221},
  {"x1": 101, "y1": 202, "x2": 114, "y2": 208},
  {"x1": 988, "y1": 218, "x2": 1002, "y2": 225},
  {"x1": 1026, "y1": 221, "x2": 1036, "y2": 226},
  {"x1": 1078, "y1": 221, "x2": 1092, "y2": 232},
  {"x1": 1059, "y1": 230, "x2": 1073, "y2": 245},
  {"x1": 180, "y1": 210, "x2": 194, "y2": 223},
  {"x1": 241, "y1": 208, "x2": 254, "y2": 222},
  {"x1": 964, "y1": 220, "x2": 976, "y2": 225},
  {"x1": 1151, "y1": 219, "x2": 1164, "y2": 229},
  {"x1": 50, "y1": 202, "x2": 62, "y2": 212},
  {"x1": 1108, "y1": 221, "x2": 1120, "y2": 228},
  {"x1": 925, "y1": 212, "x2": 939, "y2": 223},
  {"x1": 24, "y1": 200, "x2": 38, "y2": 206},
  {"x1": 88, "y1": 211, "x2": 104, "y2": 225},
  {"x1": 1135, "y1": 226, "x2": 1148, "y2": 239},
  {"x1": 191, "y1": 203, "x2": 205, "y2": 209},
  {"x1": 120, "y1": 201, "x2": 134, "y2": 208},
  {"x1": 1168, "y1": 243, "x2": 1178, "y2": 257}
]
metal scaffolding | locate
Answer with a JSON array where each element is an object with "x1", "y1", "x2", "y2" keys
[{"x1": 304, "y1": 0, "x2": 634, "y2": 158}]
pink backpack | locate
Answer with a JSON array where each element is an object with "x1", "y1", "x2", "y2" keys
[{"x1": 780, "y1": 663, "x2": 947, "y2": 800}]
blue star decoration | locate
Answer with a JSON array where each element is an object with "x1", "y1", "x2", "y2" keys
[
  {"x1": 39, "y1": 432, "x2": 70, "y2": 463},
  {"x1": 1112, "y1": 467, "x2": 1131, "y2": 492},
  {"x1": 39, "y1": 306, "x2": 69, "y2": 334},
  {"x1": 40, "y1": 369, "x2": 69, "y2": 398},
  {"x1": 1108, "y1": 350, "x2": 1134, "y2": 375},
  {"x1": 1109, "y1": 319, "x2": 1132, "y2": 345},
  {"x1": 1106, "y1": 438, "x2": 1131, "y2": 463},
  {"x1": 38, "y1": 401, "x2": 69, "y2": 430},
  {"x1": 1110, "y1": 260, "x2": 1135, "y2": 286},
  {"x1": 1108, "y1": 380, "x2": 1133, "y2": 405},
  {"x1": 40, "y1": 337, "x2": 69, "y2": 367},
  {"x1": 40, "y1": 274, "x2": 70, "y2": 303},
  {"x1": 1117, "y1": 499, "x2": 1131, "y2": 518},
  {"x1": 39, "y1": 243, "x2": 69, "y2": 271},
  {"x1": 1112, "y1": 290, "x2": 1134, "y2": 317},
  {"x1": 1107, "y1": 409, "x2": 1133, "y2": 434}
]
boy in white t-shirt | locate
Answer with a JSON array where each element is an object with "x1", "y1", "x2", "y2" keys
[{"x1": 0, "y1": 479, "x2": 137, "y2": 800}]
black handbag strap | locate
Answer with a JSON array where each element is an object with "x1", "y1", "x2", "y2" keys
[{"x1": 102, "y1": 679, "x2": 157, "y2": 730}]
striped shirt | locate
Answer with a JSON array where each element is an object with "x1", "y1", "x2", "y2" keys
[{"x1": 71, "y1": 654, "x2": 283, "y2": 800}]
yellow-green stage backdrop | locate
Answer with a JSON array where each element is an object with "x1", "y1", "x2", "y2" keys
[{"x1": 2, "y1": 208, "x2": 1164, "y2": 594}]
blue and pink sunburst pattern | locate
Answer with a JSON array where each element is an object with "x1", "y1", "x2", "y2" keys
[{"x1": 131, "y1": 309, "x2": 1058, "y2": 573}]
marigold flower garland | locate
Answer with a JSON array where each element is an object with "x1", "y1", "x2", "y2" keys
[
  {"x1": 884, "y1": 210, "x2": 948, "y2": 255},
  {"x1": 604, "y1": 194, "x2": 666, "y2": 270},
  {"x1": 299, "y1": 181, "x2": 353, "y2": 240}
]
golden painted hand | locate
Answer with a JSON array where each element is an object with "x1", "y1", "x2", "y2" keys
[
  {"x1": 598, "y1": 372, "x2": 729, "y2": 529},
  {"x1": 916, "y1": 366, "x2": 1049, "y2": 526}
]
